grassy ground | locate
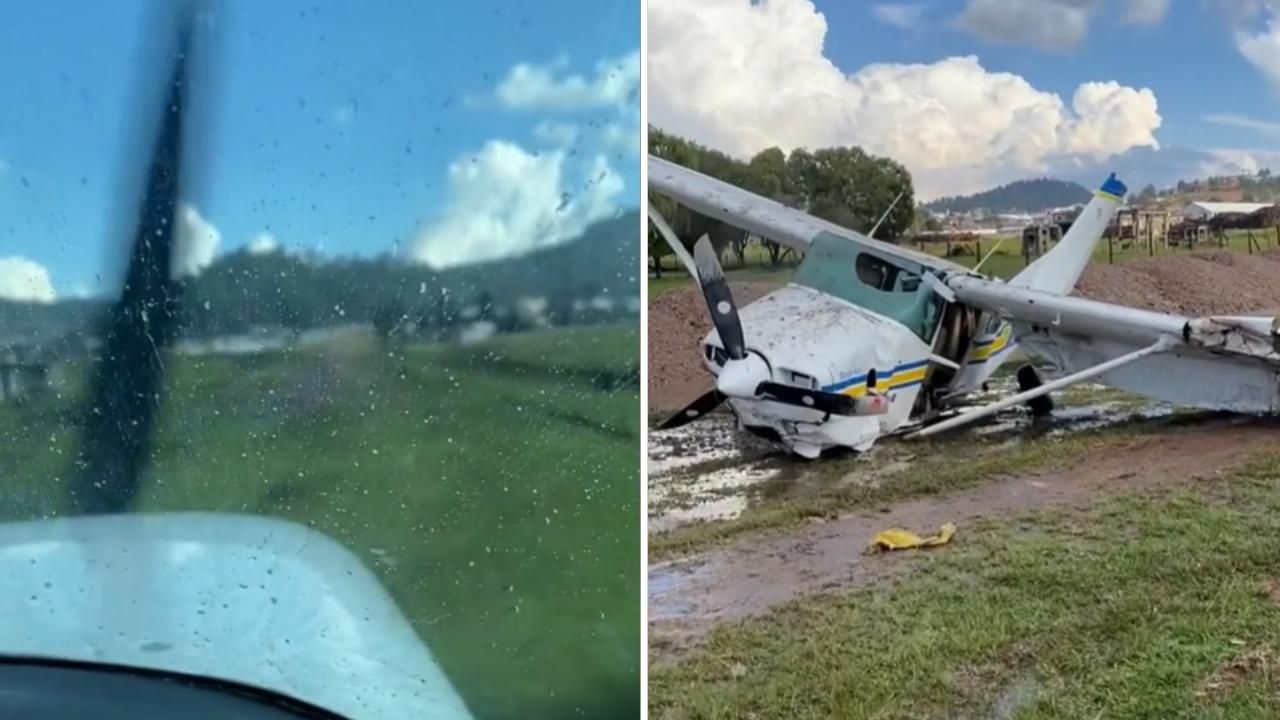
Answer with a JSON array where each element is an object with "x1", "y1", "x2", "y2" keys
[
  {"x1": 0, "y1": 322, "x2": 640, "y2": 720},
  {"x1": 648, "y1": 228, "x2": 1279, "y2": 298},
  {"x1": 651, "y1": 449, "x2": 1280, "y2": 720}
]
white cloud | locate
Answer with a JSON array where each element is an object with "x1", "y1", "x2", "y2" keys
[
  {"x1": 410, "y1": 141, "x2": 623, "y2": 269},
  {"x1": 648, "y1": 0, "x2": 1162, "y2": 199},
  {"x1": 173, "y1": 203, "x2": 220, "y2": 279},
  {"x1": 958, "y1": 0, "x2": 1168, "y2": 50},
  {"x1": 534, "y1": 121, "x2": 580, "y2": 147},
  {"x1": 1198, "y1": 147, "x2": 1280, "y2": 176},
  {"x1": 1124, "y1": 0, "x2": 1170, "y2": 24},
  {"x1": 958, "y1": 0, "x2": 1093, "y2": 51},
  {"x1": 495, "y1": 51, "x2": 640, "y2": 112},
  {"x1": 1236, "y1": 12, "x2": 1280, "y2": 87},
  {"x1": 599, "y1": 121, "x2": 641, "y2": 155},
  {"x1": 1204, "y1": 112, "x2": 1280, "y2": 137},
  {"x1": 247, "y1": 231, "x2": 279, "y2": 255},
  {"x1": 871, "y1": 3, "x2": 927, "y2": 29},
  {"x1": 0, "y1": 257, "x2": 55, "y2": 303}
]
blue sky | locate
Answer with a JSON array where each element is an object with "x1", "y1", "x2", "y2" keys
[
  {"x1": 0, "y1": 0, "x2": 639, "y2": 300},
  {"x1": 648, "y1": 0, "x2": 1280, "y2": 200}
]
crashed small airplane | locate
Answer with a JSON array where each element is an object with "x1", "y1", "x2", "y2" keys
[{"x1": 649, "y1": 155, "x2": 1280, "y2": 459}]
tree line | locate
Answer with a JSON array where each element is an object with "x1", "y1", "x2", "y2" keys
[
  {"x1": 647, "y1": 127, "x2": 916, "y2": 275},
  {"x1": 1, "y1": 211, "x2": 640, "y2": 353}
]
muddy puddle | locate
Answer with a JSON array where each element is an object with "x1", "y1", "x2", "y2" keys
[{"x1": 647, "y1": 380, "x2": 1181, "y2": 535}]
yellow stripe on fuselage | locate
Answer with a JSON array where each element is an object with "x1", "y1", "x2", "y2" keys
[
  {"x1": 838, "y1": 365, "x2": 928, "y2": 398},
  {"x1": 967, "y1": 324, "x2": 1013, "y2": 363}
]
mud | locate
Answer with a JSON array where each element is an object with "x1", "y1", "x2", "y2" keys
[
  {"x1": 647, "y1": 380, "x2": 1176, "y2": 534},
  {"x1": 649, "y1": 417, "x2": 1280, "y2": 658}
]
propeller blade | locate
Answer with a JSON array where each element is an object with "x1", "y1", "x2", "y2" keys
[
  {"x1": 756, "y1": 382, "x2": 860, "y2": 416},
  {"x1": 692, "y1": 235, "x2": 745, "y2": 360},
  {"x1": 657, "y1": 389, "x2": 726, "y2": 430},
  {"x1": 71, "y1": 10, "x2": 197, "y2": 515}
]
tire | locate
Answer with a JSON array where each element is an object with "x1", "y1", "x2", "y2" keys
[{"x1": 1016, "y1": 364, "x2": 1054, "y2": 418}]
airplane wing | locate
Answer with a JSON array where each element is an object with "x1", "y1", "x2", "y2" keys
[
  {"x1": 912, "y1": 274, "x2": 1280, "y2": 437},
  {"x1": 648, "y1": 154, "x2": 967, "y2": 273}
]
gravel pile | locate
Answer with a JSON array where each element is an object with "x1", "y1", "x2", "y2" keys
[{"x1": 649, "y1": 251, "x2": 1280, "y2": 410}]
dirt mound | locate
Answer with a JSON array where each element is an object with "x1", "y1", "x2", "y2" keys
[
  {"x1": 649, "y1": 251, "x2": 1280, "y2": 410},
  {"x1": 1074, "y1": 249, "x2": 1280, "y2": 315},
  {"x1": 649, "y1": 282, "x2": 774, "y2": 411}
]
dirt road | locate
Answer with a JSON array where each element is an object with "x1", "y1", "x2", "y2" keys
[{"x1": 649, "y1": 417, "x2": 1280, "y2": 658}]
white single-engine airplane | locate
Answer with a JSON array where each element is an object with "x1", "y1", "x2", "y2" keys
[{"x1": 649, "y1": 155, "x2": 1280, "y2": 459}]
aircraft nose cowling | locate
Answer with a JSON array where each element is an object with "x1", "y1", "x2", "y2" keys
[
  {"x1": 704, "y1": 285, "x2": 908, "y2": 388},
  {"x1": 716, "y1": 353, "x2": 770, "y2": 398}
]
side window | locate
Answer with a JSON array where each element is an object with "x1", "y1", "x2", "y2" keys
[{"x1": 854, "y1": 253, "x2": 899, "y2": 292}]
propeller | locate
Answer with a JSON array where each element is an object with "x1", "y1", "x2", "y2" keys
[
  {"x1": 70, "y1": 6, "x2": 200, "y2": 515},
  {"x1": 691, "y1": 236, "x2": 745, "y2": 361},
  {"x1": 647, "y1": 205, "x2": 880, "y2": 425},
  {"x1": 755, "y1": 382, "x2": 859, "y2": 416},
  {"x1": 656, "y1": 389, "x2": 726, "y2": 430}
]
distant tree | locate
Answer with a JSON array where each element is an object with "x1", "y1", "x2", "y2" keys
[
  {"x1": 1135, "y1": 184, "x2": 1157, "y2": 205},
  {"x1": 548, "y1": 288, "x2": 574, "y2": 327},
  {"x1": 475, "y1": 290, "x2": 495, "y2": 321}
]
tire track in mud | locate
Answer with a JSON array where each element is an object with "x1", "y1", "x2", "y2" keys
[{"x1": 649, "y1": 418, "x2": 1280, "y2": 659}]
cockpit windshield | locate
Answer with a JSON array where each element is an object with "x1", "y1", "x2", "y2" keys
[{"x1": 792, "y1": 231, "x2": 942, "y2": 342}]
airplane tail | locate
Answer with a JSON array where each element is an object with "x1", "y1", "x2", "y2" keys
[{"x1": 1008, "y1": 173, "x2": 1126, "y2": 296}]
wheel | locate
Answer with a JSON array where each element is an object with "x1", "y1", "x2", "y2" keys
[{"x1": 1016, "y1": 364, "x2": 1054, "y2": 418}]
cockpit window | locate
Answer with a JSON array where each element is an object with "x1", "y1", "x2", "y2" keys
[
  {"x1": 793, "y1": 232, "x2": 943, "y2": 342},
  {"x1": 855, "y1": 253, "x2": 897, "y2": 291}
]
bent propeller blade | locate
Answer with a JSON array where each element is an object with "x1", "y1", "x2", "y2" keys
[
  {"x1": 755, "y1": 382, "x2": 860, "y2": 416},
  {"x1": 657, "y1": 389, "x2": 726, "y2": 430}
]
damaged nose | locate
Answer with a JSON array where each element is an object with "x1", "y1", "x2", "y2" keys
[{"x1": 716, "y1": 353, "x2": 770, "y2": 398}]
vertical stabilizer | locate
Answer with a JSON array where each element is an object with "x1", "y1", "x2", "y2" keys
[{"x1": 1009, "y1": 173, "x2": 1126, "y2": 296}]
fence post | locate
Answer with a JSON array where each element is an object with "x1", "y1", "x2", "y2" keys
[{"x1": 1108, "y1": 235, "x2": 1114, "y2": 265}]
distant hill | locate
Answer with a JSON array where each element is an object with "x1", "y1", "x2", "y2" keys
[
  {"x1": 0, "y1": 209, "x2": 640, "y2": 346},
  {"x1": 924, "y1": 178, "x2": 1092, "y2": 214}
]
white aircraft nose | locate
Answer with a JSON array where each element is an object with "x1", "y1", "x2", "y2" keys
[{"x1": 716, "y1": 353, "x2": 770, "y2": 398}]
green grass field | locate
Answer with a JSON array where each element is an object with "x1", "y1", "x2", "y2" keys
[
  {"x1": 0, "y1": 322, "x2": 640, "y2": 720},
  {"x1": 651, "y1": 449, "x2": 1280, "y2": 720},
  {"x1": 649, "y1": 228, "x2": 1280, "y2": 298}
]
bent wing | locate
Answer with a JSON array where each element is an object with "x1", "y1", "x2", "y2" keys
[{"x1": 648, "y1": 155, "x2": 965, "y2": 273}]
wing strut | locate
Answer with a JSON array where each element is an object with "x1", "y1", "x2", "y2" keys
[
  {"x1": 908, "y1": 334, "x2": 1179, "y2": 439},
  {"x1": 647, "y1": 202, "x2": 698, "y2": 278}
]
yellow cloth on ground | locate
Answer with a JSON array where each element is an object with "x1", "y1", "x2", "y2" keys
[{"x1": 869, "y1": 522, "x2": 956, "y2": 551}]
